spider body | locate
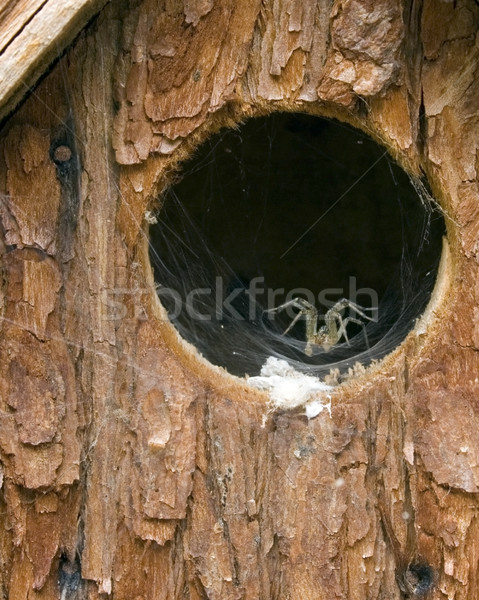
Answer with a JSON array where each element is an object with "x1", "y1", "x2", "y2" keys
[{"x1": 268, "y1": 297, "x2": 374, "y2": 356}]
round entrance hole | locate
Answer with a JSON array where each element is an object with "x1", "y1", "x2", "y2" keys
[{"x1": 149, "y1": 113, "x2": 445, "y2": 378}]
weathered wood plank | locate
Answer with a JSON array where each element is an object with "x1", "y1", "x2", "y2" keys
[
  {"x1": 0, "y1": 0, "x2": 47, "y2": 54},
  {"x1": 0, "y1": 0, "x2": 109, "y2": 123}
]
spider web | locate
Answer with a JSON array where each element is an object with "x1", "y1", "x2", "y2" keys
[{"x1": 149, "y1": 113, "x2": 445, "y2": 378}]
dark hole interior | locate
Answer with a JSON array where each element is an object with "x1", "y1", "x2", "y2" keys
[{"x1": 149, "y1": 113, "x2": 445, "y2": 378}]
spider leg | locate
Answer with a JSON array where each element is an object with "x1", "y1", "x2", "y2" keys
[
  {"x1": 265, "y1": 298, "x2": 309, "y2": 315},
  {"x1": 283, "y1": 308, "x2": 307, "y2": 336},
  {"x1": 330, "y1": 312, "x2": 350, "y2": 346},
  {"x1": 334, "y1": 298, "x2": 376, "y2": 322},
  {"x1": 266, "y1": 298, "x2": 319, "y2": 340},
  {"x1": 265, "y1": 299, "x2": 308, "y2": 334},
  {"x1": 339, "y1": 316, "x2": 370, "y2": 348}
]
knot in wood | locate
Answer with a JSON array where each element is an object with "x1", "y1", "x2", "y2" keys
[{"x1": 53, "y1": 144, "x2": 72, "y2": 163}]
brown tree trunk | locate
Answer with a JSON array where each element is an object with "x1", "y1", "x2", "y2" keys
[{"x1": 0, "y1": 0, "x2": 478, "y2": 598}]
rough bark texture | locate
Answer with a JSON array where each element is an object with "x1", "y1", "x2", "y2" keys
[{"x1": 0, "y1": 0, "x2": 478, "y2": 598}]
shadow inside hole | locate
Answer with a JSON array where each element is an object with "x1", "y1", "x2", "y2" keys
[{"x1": 150, "y1": 113, "x2": 445, "y2": 378}]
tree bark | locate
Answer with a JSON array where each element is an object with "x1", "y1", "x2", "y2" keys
[{"x1": 0, "y1": 0, "x2": 479, "y2": 598}]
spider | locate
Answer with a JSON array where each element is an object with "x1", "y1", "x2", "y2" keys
[{"x1": 267, "y1": 297, "x2": 375, "y2": 356}]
